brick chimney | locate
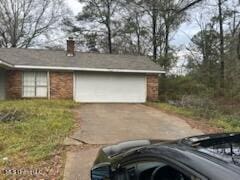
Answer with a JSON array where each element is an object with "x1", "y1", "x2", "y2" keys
[{"x1": 66, "y1": 37, "x2": 75, "y2": 56}]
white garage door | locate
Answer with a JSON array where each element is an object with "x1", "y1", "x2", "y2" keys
[{"x1": 75, "y1": 72, "x2": 146, "y2": 103}]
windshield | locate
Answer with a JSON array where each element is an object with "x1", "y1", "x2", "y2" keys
[{"x1": 198, "y1": 138, "x2": 240, "y2": 166}]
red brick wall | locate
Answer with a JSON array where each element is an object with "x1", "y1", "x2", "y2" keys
[
  {"x1": 5, "y1": 70, "x2": 158, "y2": 102},
  {"x1": 147, "y1": 74, "x2": 159, "y2": 101},
  {"x1": 50, "y1": 72, "x2": 73, "y2": 99},
  {"x1": 6, "y1": 70, "x2": 22, "y2": 99}
]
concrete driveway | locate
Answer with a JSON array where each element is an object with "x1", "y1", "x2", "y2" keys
[
  {"x1": 64, "y1": 104, "x2": 202, "y2": 180},
  {"x1": 71, "y1": 104, "x2": 202, "y2": 144}
]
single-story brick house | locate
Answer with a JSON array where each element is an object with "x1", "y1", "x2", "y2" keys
[{"x1": 0, "y1": 38, "x2": 165, "y2": 103}]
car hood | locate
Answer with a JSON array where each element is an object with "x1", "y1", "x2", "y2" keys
[{"x1": 102, "y1": 139, "x2": 171, "y2": 158}]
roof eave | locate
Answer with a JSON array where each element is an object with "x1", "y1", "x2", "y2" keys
[
  {"x1": 0, "y1": 59, "x2": 14, "y2": 68},
  {"x1": 13, "y1": 65, "x2": 166, "y2": 74}
]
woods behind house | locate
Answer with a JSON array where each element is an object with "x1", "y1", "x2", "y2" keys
[{"x1": 0, "y1": 0, "x2": 240, "y2": 116}]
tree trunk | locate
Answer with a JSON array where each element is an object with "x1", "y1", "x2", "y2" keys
[
  {"x1": 152, "y1": 8, "x2": 157, "y2": 61},
  {"x1": 107, "y1": 1, "x2": 112, "y2": 54},
  {"x1": 137, "y1": 32, "x2": 141, "y2": 55},
  {"x1": 218, "y1": 0, "x2": 225, "y2": 89},
  {"x1": 107, "y1": 24, "x2": 112, "y2": 54},
  {"x1": 237, "y1": 31, "x2": 240, "y2": 60},
  {"x1": 164, "y1": 22, "x2": 170, "y2": 71},
  {"x1": 136, "y1": 15, "x2": 141, "y2": 55}
]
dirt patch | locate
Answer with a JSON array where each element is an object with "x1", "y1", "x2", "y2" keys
[
  {"x1": 1, "y1": 147, "x2": 66, "y2": 179},
  {"x1": 180, "y1": 117, "x2": 223, "y2": 134}
]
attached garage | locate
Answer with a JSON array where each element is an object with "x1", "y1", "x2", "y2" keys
[
  {"x1": 74, "y1": 72, "x2": 146, "y2": 103},
  {"x1": 0, "y1": 39, "x2": 165, "y2": 102}
]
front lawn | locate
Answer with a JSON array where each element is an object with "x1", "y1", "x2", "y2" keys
[
  {"x1": 0, "y1": 100, "x2": 76, "y2": 175},
  {"x1": 148, "y1": 102, "x2": 240, "y2": 132}
]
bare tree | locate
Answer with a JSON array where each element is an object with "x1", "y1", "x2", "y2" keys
[
  {"x1": 119, "y1": 2, "x2": 149, "y2": 55},
  {"x1": 76, "y1": 0, "x2": 124, "y2": 54},
  {"x1": 0, "y1": 0, "x2": 65, "y2": 48},
  {"x1": 130, "y1": 0, "x2": 204, "y2": 63}
]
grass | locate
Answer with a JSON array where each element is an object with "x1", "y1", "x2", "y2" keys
[
  {"x1": 0, "y1": 100, "x2": 76, "y2": 168},
  {"x1": 148, "y1": 102, "x2": 240, "y2": 132}
]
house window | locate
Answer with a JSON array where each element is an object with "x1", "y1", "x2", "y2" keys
[{"x1": 23, "y1": 72, "x2": 48, "y2": 98}]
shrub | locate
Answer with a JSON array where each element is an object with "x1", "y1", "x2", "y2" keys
[{"x1": 159, "y1": 75, "x2": 212, "y2": 101}]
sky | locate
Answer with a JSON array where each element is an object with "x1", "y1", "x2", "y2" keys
[{"x1": 67, "y1": 0, "x2": 83, "y2": 15}]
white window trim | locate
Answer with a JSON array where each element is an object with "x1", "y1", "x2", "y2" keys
[
  {"x1": 22, "y1": 71, "x2": 49, "y2": 98},
  {"x1": 47, "y1": 72, "x2": 50, "y2": 99}
]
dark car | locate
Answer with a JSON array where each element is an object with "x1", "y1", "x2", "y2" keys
[{"x1": 91, "y1": 133, "x2": 240, "y2": 180}]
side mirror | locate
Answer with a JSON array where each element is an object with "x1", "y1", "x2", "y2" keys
[{"x1": 91, "y1": 162, "x2": 112, "y2": 180}]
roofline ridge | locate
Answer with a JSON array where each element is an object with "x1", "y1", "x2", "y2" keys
[{"x1": 0, "y1": 47, "x2": 150, "y2": 58}]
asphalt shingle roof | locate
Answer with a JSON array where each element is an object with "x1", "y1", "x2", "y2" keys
[{"x1": 0, "y1": 48, "x2": 164, "y2": 72}]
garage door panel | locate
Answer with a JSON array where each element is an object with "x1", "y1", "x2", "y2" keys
[{"x1": 75, "y1": 72, "x2": 146, "y2": 103}]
